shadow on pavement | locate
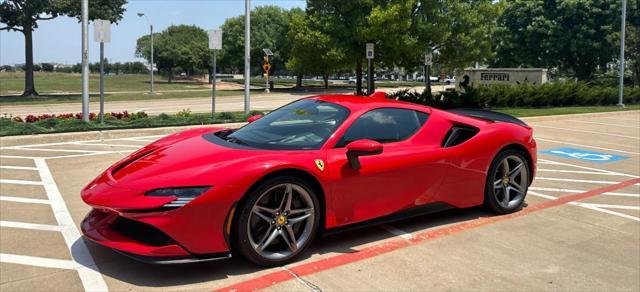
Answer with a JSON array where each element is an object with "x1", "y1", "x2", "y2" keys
[{"x1": 71, "y1": 205, "x2": 497, "y2": 287}]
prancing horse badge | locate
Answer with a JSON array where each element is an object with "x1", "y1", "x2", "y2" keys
[{"x1": 314, "y1": 159, "x2": 325, "y2": 171}]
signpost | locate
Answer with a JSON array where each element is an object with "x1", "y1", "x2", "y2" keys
[
  {"x1": 209, "y1": 29, "x2": 223, "y2": 120},
  {"x1": 263, "y1": 49, "x2": 273, "y2": 93},
  {"x1": 424, "y1": 52, "x2": 433, "y2": 97},
  {"x1": 366, "y1": 43, "x2": 375, "y2": 95},
  {"x1": 94, "y1": 20, "x2": 111, "y2": 123}
]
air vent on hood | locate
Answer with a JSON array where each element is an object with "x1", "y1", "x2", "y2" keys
[
  {"x1": 111, "y1": 148, "x2": 156, "y2": 177},
  {"x1": 442, "y1": 125, "x2": 479, "y2": 148}
]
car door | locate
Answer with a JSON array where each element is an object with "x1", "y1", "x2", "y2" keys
[{"x1": 326, "y1": 108, "x2": 443, "y2": 226}]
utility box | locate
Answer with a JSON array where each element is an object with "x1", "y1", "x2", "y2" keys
[{"x1": 456, "y1": 68, "x2": 548, "y2": 91}]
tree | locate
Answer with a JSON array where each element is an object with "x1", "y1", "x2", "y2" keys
[
  {"x1": 307, "y1": 0, "x2": 374, "y2": 94},
  {"x1": 492, "y1": 0, "x2": 625, "y2": 80},
  {"x1": 218, "y1": 6, "x2": 299, "y2": 76},
  {"x1": 626, "y1": 1, "x2": 640, "y2": 87},
  {"x1": 0, "y1": 0, "x2": 127, "y2": 96},
  {"x1": 286, "y1": 13, "x2": 346, "y2": 88},
  {"x1": 136, "y1": 25, "x2": 208, "y2": 83},
  {"x1": 41, "y1": 63, "x2": 54, "y2": 72},
  {"x1": 305, "y1": 0, "x2": 498, "y2": 93}
]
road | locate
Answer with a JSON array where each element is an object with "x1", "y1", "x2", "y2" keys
[
  {"x1": 0, "y1": 86, "x2": 444, "y2": 117},
  {"x1": 0, "y1": 110, "x2": 638, "y2": 291}
]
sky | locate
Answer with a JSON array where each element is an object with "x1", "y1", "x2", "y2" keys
[{"x1": 0, "y1": 0, "x2": 306, "y2": 65}]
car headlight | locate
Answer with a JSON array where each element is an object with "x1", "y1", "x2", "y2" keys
[{"x1": 146, "y1": 186, "x2": 211, "y2": 209}]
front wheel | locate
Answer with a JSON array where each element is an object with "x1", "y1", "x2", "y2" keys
[
  {"x1": 484, "y1": 150, "x2": 530, "y2": 214},
  {"x1": 233, "y1": 176, "x2": 320, "y2": 266}
]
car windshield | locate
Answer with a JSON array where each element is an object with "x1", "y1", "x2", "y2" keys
[{"x1": 227, "y1": 99, "x2": 350, "y2": 150}]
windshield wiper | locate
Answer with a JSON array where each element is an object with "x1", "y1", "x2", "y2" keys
[{"x1": 223, "y1": 136, "x2": 249, "y2": 146}]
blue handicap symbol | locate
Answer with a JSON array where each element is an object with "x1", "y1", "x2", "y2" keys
[{"x1": 540, "y1": 147, "x2": 629, "y2": 163}]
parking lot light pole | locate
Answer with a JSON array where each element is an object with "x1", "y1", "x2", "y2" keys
[
  {"x1": 618, "y1": 0, "x2": 627, "y2": 108},
  {"x1": 138, "y1": 13, "x2": 154, "y2": 94},
  {"x1": 244, "y1": 0, "x2": 251, "y2": 115},
  {"x1": 81, "y1": 0, "x2": 89, "y2": 122}
]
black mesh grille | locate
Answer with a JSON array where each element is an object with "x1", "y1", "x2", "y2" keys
[{"x1": 110, "y1": 216, "x2": 175, "y2": 246}]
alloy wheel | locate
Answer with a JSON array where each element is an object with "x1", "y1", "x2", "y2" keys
[
  {"x1": 492, "y1": 155, "x2": 528, "y2": 209},
  {"x1": 247, "y1": 183, "x2": 315, "y2": 260}
]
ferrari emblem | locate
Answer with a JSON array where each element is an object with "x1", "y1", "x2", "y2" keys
[{"x1": 314, "y1": 159, "x2": 325, "y2": 171}]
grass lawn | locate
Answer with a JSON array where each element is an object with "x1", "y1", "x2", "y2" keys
[
  {"x1": 0, "y1": 72, "x2": 207, "y2": 95},
  {"x1": 495, "y1": 104, "x2": 640, "y2": 117}
]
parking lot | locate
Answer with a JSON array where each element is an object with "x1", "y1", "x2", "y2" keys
[{"x1": 1, "y1": 110, "x2": 638, "y2": 291}]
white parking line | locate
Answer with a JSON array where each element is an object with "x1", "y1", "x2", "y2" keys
[
  {"x1": 0, "y1": 179, "x2": 44, "y2": 185},
  {"x1": 0, "y1": 165, "x2": 38, "y2": 171},
  {"x1": 538, "y1": 159, "x2": 639, "y2": 178},
  {"x1": 0, "y1": 155, "x2": 37, "y2": 159},
  {"x1": 0, "y1": 196, "x2": 52, "y2": 204},
  {"x1": 5, "y1": 147, "x2": 110, "y2": 154},
  {"x1": 534, "y1": 125, "x2": 640, "y2": 140},
  {"x1": 381, "y1": 225, "x2": 414, "y2": 240},
  {"x1": 530, "y1": 187, "x2": 640, "y2": 198},
  {"x1": 0, "y1": 253, "x2": 81, "y2": 270},
  {"x1": 536, "y1": 177, "x2": 640, "y2": 185},
  {"x1": 537, "y1": 169, "x2": 624, "y2": 176},
  {"x1": 34, "y1": 158, "x2": 108, "y2": 291},
  {"x1": 528, "y1": 191, "x2": 639, "y2": 222},
  {"x1": 535, "y1": 138, "x2": 640, "y2": 155},
  {"x1": 579, "y1": 203, "x2": 639, "y2": 210},
  {"x1": 599, "y1": 117, "x2": 640, "y2": 122},
  {"x1": 568, "y1": 120, "x2": 640, "y2": 129},
  {"x1": 0, "y1": 221, "x2": 66, "y2": 232}
]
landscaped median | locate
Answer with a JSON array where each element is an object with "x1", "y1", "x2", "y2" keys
[
  {"x1": 0, "y1": 110, "x2": 265, "y2": 136},
  {"x1": 2, "y1": 104, "x2": 638, "y2": 137}
]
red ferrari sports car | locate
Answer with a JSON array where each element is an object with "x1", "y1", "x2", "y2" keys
[{"x1": 81, "y1": 93, "x2": 536, "y2": 266}]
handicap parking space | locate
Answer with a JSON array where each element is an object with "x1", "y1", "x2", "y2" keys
[{"x1": 0, "y1": 112, "x2": 639, "y2": 291}]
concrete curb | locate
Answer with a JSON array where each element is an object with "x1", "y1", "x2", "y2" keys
[
  {"x1": 0, "y1": 122, "x2": 246, "y2": 147},
  {"x1": 521, "y1": 110, "x2": 639, "y2": 122}
]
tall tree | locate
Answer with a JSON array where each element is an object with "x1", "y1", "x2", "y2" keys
[
  {"x1": 0, "y1": 0, "x2": 127, "y2": 96},
  {"x1": 218, "y1": 6, "x2": 297, "y2": 75},
  {"x1": 136, "y1": 25, "x2": 209, "y2": 83},
  {"x1": 306, "y1": 0, "x2": 374, "y2": 95},
  {"x1": 492, "y1": 0, "x2": 625, "y2": 80},
  {"x1": 286, "y1": 13, "x2": 346, "y2": 88}
]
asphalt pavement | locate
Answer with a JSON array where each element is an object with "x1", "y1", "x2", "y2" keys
[{"x1": 0, "y1": 110, "x2": 638, "y2": 291}]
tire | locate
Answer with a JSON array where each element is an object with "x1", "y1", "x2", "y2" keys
[
  {"x1": 233, "y1": 176, "x2": 320, "y2": 266},
  {"x1": 484, "y1": 149, "x2": 530, "y2": 214}
]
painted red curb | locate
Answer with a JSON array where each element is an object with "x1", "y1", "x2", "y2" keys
[{"x1": 216, "y1": 178, "x2": 640, "y2": 292}]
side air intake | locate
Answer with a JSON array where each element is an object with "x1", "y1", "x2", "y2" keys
[{"x1": 442, "y1": 125, "x2": 479, "y2": 148}]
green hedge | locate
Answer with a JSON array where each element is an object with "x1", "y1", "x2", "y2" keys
[
  {"x1": 390, "y1": 82, "x2": 640, "y2": 109},
  {"x1": 0, "y1": 112, "x2": 254, "y2": 136}
]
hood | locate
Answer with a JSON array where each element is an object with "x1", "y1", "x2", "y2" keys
[{"x1": 107, "y1": 131, "x2": 258, "y2": 190}]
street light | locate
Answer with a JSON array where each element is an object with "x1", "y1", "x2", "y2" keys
[
  {"x1": 618, "y1": 0, "x2": 627, "y2": 108},
  {"x1": 137, "y1": 13, "x2": 154, "y2": 93}
]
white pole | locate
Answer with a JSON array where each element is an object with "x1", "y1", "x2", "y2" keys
[
  {"x1": 244, "y1": 0, "x2": 251, "y2": 115},
  {"x1": 150, "y1": 24, "x2": 154, "y2": 93},
  {"x1": 81, "y1": 0, "x2": 89, "y2": 122},
  {"x1": 618, "y1": 0, "x2": 627, "y2": 107},
  {"x1": 99, "y1": 42, "x2": 104, "y2": 123}
]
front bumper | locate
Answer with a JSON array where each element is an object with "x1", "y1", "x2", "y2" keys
[{"x1": 81, "y1": 209, "x2": 230, "y2": 264}]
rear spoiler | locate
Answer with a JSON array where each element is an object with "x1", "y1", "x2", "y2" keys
[{"x1": 447, "y1": 108, "x2": 528, "y2": 127}]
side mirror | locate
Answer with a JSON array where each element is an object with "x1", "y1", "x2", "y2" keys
[
  {"x1": 247, "y1": 114, "x2": 263, "y2": 123},
  {"x1": 346, "y1": 139, "x2": 383, "y2": 170}
]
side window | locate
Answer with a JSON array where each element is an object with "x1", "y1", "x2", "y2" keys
[{"x1": 337, "y1": 108, "x2": 429, "y2": 147}]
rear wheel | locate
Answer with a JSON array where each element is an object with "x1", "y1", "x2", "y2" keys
[
  {"x1": 484, "y1": 150, "x2": 529, "y2": 214},
  {"x1": 233, "y1": 176, "x2": 319, "y2": 266}
]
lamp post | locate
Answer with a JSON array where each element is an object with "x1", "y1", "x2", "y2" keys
[
  {"x1": 244, "y1": 0, "x2": 251, "y2": 115},
  {"x1": 81, "y1": 0, "x2": 89, "y2": 121},
  {"x1": 137, "y1": 13, "x2": 154, "y2": 94},
  {"x1": 618, "y1": 0, "x2": 627, "y2": 108}
]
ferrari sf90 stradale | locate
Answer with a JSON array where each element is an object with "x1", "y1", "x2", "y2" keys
[{"x1": 81, "y1": 93, "x2": 536, "y2": 266}]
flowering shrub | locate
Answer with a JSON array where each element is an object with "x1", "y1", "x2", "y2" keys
[{"x1": 10, "y1": 111, "x2": 146, "y2": 123}]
